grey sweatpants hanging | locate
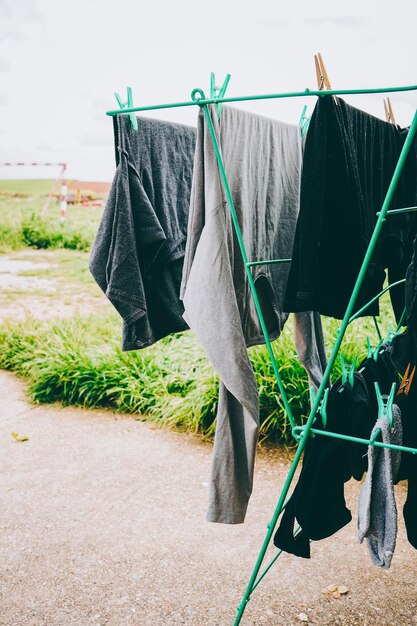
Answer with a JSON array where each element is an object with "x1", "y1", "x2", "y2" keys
[{"x1": 181, "y1": 105, "x2": 327, "y2": 524}]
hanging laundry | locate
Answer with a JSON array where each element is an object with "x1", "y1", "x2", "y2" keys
[
  {"x1": 273, "y1": 351, "x2": 399, "y2": 557},
  {"x1": 396, "y1": 389, "x2": 417, "y2": 550},
  {"x1": 358, "y1": 403, "x2": 402, "y2": 569},
  {"x1": 386, "y1": 226, "x2": 417, "y2": 550},
  {"x1": 181, "y1": 104, "x2": 327, "y2": 524},
  {"x1": 89, "y1": 115, "x2": 196, "y2": 350},
  {"x1": 404, "y1": 221, "x2": 417, "y2": 327},
  {"x1": 274, "y1": 373, "x2": 372, "y2": 558},
  {"x1": 293, "y1": 311, "x2": 328, "y2": 391},
  {"x1": 397, "y1": 240, "x2": 417, "y2": 550},
  {"x1": 284, "y1": 96, "x2": 417, "y2": 321}
]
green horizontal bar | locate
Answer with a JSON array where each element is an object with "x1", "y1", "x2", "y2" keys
[
  {"x1": 348, "y1": 279, "x2": 406, "y2": 323},
  {"x1": 106, "y1": 84, "x2": 417, "y2": 116},
  {"x1": 377, "y1": 206, "x2": 417, "y2": 216},
  {"x1": 246, "y1": 258, "x2": 291, "y2": 268},
  {"x1": 292, "y1": 425, "x2": 417, "y2": 455}
]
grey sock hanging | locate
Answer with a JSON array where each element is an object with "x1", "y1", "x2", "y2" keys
[{"x1": 358, "y1": 404, "x2": 403, "y2": 568}]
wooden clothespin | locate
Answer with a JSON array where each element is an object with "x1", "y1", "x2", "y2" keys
[
  {"x1": 384, "y1": 97, "x2": 396, "y2": 125},
  {"x1": 397, "y1": 362, "x2": 416, "y2": 396},
  {"x1": 314, "y1": 52, "x2": 332, "y2": 91}
]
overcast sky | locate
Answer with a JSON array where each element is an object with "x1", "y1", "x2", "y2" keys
[{"x1": 1, "y1": 0, "x2": 417, "y2": 181}]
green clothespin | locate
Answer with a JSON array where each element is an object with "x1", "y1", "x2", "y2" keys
[
  {"x1": 298, "y1": 105, "x2": 308, "y2": 127},
  {"x1": 340, "y1": 354, "x2": 357, "y2": 387},
  {"x1": 366, "y1": 336, "x2": 385, "y2": 361},
  {"x1": 210, "y1": 72, "x2": 231, "y2": 119},
  {"x1": 298, "y1": 105, "x2": 311, "y2": 138},
  {"x1": 373, "y1": 339, "x2": 384, "y2": 362},
  {"x1": 301, "y1": 116, "x2": 311, "y2": 138},
  {"x1": 310, "y1": 386, "x2": 329, "y2": 429},
  {"x1": 210, "y1": 72, "x2": 216, "y2": 99},
  {"x1": 385, "y1": 322, "x2": 394, "y2": 343},
  {"x1": 374, "y1": 381, "x2": 397, "y2": 428},
  {"x1": 114, "y1": 86, "x2": 138, "y2": 131},
  {"x1": 369, "y1": 323, "x2": 393, "y2": 362}
]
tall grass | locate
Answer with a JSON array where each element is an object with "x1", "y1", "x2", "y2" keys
[
  {"x1": 0, "y1": 170, "x2": 396, "y2": 443},
  {"x1": 21, "y1": 214, "x2": 92, "y2": 251},
  {"x1": 0, "y1": 223, "x2": 22, "y2": 250},
  {"x1": 0, "y1": 307, "x2": 387, "y2": 443},
  {"x1": 0, "y1": 318, "x2": 219, "y2": 435}
]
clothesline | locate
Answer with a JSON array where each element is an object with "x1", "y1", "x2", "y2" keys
[
  {"x1": 99, "y1": 85, "x2": 417, "y2": 624},
  {"x1": 106, "y1": 83, "x2": 417, "y2": 116},
  {"x1": 231, "y1": 102, "x2": 417, "y2": 625}
]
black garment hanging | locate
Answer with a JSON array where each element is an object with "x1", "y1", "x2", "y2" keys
[
  {"x1": 389, "y1": 231, "x2": 417, "y2": 549},
  {"x1": 273, "y1": 353, "x2": 400, "y2": 558},
  {"x1": 274, "y1": 372, "x2": 372, "y2": 558},
  {"x1": 284, "y1": 96, "x2": 417, "y2": 320}
]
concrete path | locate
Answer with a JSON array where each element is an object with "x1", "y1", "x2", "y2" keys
[{"x1": 1, "y1": 371, "x2": 417, "y2": 626}]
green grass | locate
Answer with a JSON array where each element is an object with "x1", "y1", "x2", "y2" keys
[
  {"x1": 0, "y1": 180, "x2": 103, "y2": 252},
  {"x1": 0, "y1": 180, "x2": 399, "y2": 444},
  {"x1": 0, "y1": 299, "x2": 394, "y2": 443},
  {"x1": 0, "y1": 179, "x2": 53, "y2": 195}
]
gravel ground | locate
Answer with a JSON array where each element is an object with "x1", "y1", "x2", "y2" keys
[{"x1": 1, "y1": 371, "x2": 417, "y2": 626}]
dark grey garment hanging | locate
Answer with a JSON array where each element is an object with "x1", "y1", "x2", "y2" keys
[
  {"x1": 89, "y1": 115, "x2": 196, "y2": 350},
  {"x1": 294, "y1": 311, "x2": 328, "y2": 390}
]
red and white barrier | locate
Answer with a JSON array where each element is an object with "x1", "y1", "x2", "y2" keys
[
  {"x1": 1, "y1": 162, "x2": 67, "y2": 168},
  {"x1": 59, "y1": 182, "x2": 68, "y2": 223},
  {"x1": 0, "y1": 162, "x2": 68, "y2": 219}
]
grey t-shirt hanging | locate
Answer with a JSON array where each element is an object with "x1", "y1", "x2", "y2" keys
[
  {"x1": 181, "y1": 105, "x2": 303, "y2": 523},
  {"x1": 89, "y1": 115, "x2": 196, "y2": 350}
]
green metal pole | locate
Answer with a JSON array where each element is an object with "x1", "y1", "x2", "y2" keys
[
  {"x1": 395, "y1": 307, "x2": 407, "y2": 333},
  {"x1": 377, "y1": 206, "x2": 417, "y2": 216},
  {"x1": 372, "y1": 316, "x2": 383, "y2": 341},
  {"x1": 106, "y1": 84, "x2": 417, "y2": 116},
  {"x1": 347, "y1": 279, "x2": 406, "y2": 323},
  {"x1": 233, "y1": 109, "x2": 417, "y2": 625},
  {"x1": 251, "y1": 526, "x2": 301, "y2": 592},
  {"x1": 201, "y1": 103, "x2": 295, "y2": 429}
]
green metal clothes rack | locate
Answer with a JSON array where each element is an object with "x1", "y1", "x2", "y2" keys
[{"x1": 106, "y1": 81, "x2": 417, "y2": 625}]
